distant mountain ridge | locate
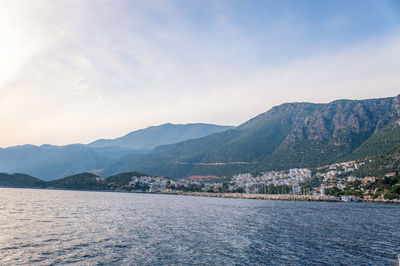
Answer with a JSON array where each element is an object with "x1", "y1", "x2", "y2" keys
[
  {"x1": 88, "y1": 123, "x2": 234, "y2": 150},
  {"x1": 0, "y1": 144, "x2": 134, "y2": 180},
  {"x1": 0, "y1": 123, "x2": 233, "y2": 180}
]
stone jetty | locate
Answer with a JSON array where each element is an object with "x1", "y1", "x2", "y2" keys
[{"x1": 163, "y1": 192, "x2": 342, "y2": 202}]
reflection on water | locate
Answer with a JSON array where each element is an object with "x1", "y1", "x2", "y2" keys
[{"x1": 0, "y1": 188, "x2": 399, "y2": 265}]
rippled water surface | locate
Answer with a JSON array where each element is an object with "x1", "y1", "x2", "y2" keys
[{"x1": 0, "y1": 188, "x2": 399, "y2": 265}]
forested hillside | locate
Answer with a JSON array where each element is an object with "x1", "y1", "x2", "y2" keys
[{"x1": 102, "y1": 95, "x2": 400, "y2": 178}]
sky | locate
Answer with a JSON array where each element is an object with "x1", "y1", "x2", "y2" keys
[{"x1": 1, "y1": 0, "x2": 400, "y2": 147}]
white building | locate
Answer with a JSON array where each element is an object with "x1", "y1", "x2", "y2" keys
[{"x1": 320, "y1": 184, "x2": 325, "y2": 196}]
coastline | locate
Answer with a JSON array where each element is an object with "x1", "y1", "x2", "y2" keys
[
  {"x1": 158, "y1": 191, "x2": 400, "y2": 203},
  {"x1": 162, "y1": 192, "x2": 341, "y2": 202},
  {"x1": 2, "y1": 187, "x2": 400, "y2": 203}
]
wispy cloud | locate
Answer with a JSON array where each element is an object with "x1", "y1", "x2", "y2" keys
[{"x1": 0, "y1": 0, "x2": 399, "y2": 146}]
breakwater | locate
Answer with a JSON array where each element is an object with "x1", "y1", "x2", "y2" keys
[
  {"x1": 362, "y1": 198, "x2": 400, "y2": 203},
  {"x1": 163, "y1": 192, "x2": 341, "y2": 202},
  {"x1": 160, "y1": 191, "x2": 400, "y2": 203}
]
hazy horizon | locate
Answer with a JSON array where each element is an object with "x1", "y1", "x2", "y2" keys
[
  {"x1": 2, "y1": 93, "x2": 400, "y2": 148},
  {"x1": 1, "y1": 0, "x2": 400, "y2": 147}
]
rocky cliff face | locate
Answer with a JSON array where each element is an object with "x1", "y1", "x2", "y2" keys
[{"x1": 281, "y1": 96, "x2": 399, "y2": 148}]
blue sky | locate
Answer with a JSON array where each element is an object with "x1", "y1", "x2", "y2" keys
[{"x1": 0, "y1": 0, "x2": 399, "y2": 146}]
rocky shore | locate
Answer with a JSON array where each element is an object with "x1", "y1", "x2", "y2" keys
[
  {"x1": 361, "y1": 198, "x2": 400, "y2": 203},
  {"x1": 159, "y1": 191, "x2": 400, "y2": 203},
  {"x1": 162, "y1": 192, "x2": 341, "y2": 202}
]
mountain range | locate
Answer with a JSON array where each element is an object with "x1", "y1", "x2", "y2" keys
[
  {"x1": 99, "y1": 94, "x2": 400, "y2": 178},
  {"x1": 1, "y1": 94, "x2": 399, "y2": 180},
  {"x1": 0, "y1": 124, "x2": 232, "y2": 180},
  {"x1": 88, "y1": 123, "x2": 234, "y2": 150}
]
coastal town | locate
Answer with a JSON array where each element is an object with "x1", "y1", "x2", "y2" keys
[{"x1": 117, "y1": 159, "x2": 399, "y2": 202}]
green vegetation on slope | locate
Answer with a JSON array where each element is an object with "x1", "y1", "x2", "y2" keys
[
  {"x1": 46, "y1": 172, "x2": 106, "y2": 190},
  {"x1": 105, "y1": 172, "x2": 148, "y2": 186},
  {"x1": 0, "y1": 173, "x2": 45, "y2": 188},
  {"x1": 103, "y1": 95, "x2": 400, "y2": 178}
]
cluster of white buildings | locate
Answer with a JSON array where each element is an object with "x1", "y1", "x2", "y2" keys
[
  {"x1": 125, "y1": 168, "x2": 314, "y2": 194},
  {"x1": 123, "y1": 160, "x2": 377, "y2": 196},
  {"x1": 233, "y1": 168, "x2": 311, "y2": 186},
  {"x1": 231, "y1": 168, "x2": 312, "y2": 194},
  {"x1": 316, "y1": 161, "x2": 363, "y2": 182},
  {"x1": 315, "y1": 161, "x2": 377, "y2": 192},
  {"x1": 128, "y1": 176, "x2": 171, "y2": 191},
  {"x1": 127, "y1": 175, "x2": 208, "y2": 192}
]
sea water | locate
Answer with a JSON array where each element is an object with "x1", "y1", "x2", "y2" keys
[{"x1": 0, "y1": 188, "x2": 399, "y2": 265}]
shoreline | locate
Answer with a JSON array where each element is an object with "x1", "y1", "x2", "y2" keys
[
  {"x1": 160, "y1": 191, "x2": 341, "y2": 202},
  {"x1": 158, "y1": 191, "x2": 400, "y2": 203},
  {"x1": 2, "y1": 187, "x2": 400, "y2": 203}
]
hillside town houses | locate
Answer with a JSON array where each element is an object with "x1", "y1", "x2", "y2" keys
[
  {"x1": 124, "y1": 160, "x2": 379, "y2": 199},
  {"x1": 230, "y1": 168, "x2": 311, "y2": 194},
  {"x1": 126, "y1": 168, "x2": 313, "y2": 194}
]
